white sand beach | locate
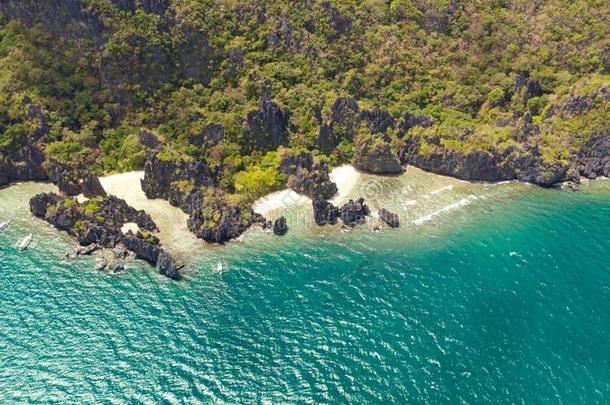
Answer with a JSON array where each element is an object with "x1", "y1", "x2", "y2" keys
[
  {"x1": 94, "y1": 164, "x2": 361, "y2": 252},
  {"x1": 329, "y1": 164, "x2": 361, "y2": 205},
  {"x1": 252, "y1": 189, "x2": 311, "y2": 218}
]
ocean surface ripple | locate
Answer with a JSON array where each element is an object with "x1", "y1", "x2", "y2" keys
[{"x1": 0, "y1": 180, "x2": 609, "y2": 403}]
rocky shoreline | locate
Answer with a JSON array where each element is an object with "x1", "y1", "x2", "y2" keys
[
  {"x1": 29, "y1": 192, "x2": 182, "y2": 280},
  {"x1": 2, "y1": 94, "x2": 608, "y2": 278}
]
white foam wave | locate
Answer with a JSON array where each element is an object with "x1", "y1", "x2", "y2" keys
[
  {"x1": 413, "y1": 195, "x2": 477, "y2": 225},
  {"x1": 429, "y1": 185, "x2": 454, "y2": 195}
]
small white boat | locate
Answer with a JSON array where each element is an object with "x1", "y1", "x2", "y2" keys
[
  {"x1": 17, "y1": 234, "x2": 33, "y2": 251},
  {"x1": 0, "y1": 220, "x2": 10, "y2": 231}
]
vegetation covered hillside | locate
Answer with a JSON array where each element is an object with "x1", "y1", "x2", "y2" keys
[{"x1": 0, "y1": 0, "x2": 609, "y2": 201}]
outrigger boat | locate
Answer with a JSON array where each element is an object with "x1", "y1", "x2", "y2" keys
[
  {"x1": 0, "y1": 220, "x2": 10, "y2": 231},
  {"x1": 17, "y1": 234, "x2": 33, "y2": 251}
]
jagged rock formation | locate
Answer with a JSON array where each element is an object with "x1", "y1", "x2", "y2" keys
[
  {"x1": 188, "y1": 124, "x2": 224, "y2": 148},
  {"x1": 340, "y1": 198, "x2": 371, "y2": 226},
  {"x1": 360, "y1": 109, "x2": 396, "y2": 135},
  {"x1": 379, "y1": 209, "x2": 399, "y2": 228},
  {"x1": 313, "y1": 198, "x2": 372, "y2": 227},
  {"x1": 280, "y1": 151, "x2": 338, "y2": 200},
  {"x1": 397, "y1": 113, "x2": 434, "y2": 138},
  {"x1": 156, "y1": 250, "x2": 180, "y2": 279},
  {"x1": 577, "y1": 134, "x2": 610, "y2": 179},
  {"x1": 246, "y1": 84, "x2": 291, "y2": 151},
  {"x1": 273, "y1": 216, "x2": 288, "y2": 236},
  {"x1": 0, "y1": 0, "x2": 211, "y2": 103},
  {"x1": 141, "y1": 150, "x2": 217, "y2": 209},
  {"x1": 352, "y1": 136, "x2": 403, "y2": 174},
  {"x1": 46, "y1": 161, "x2": 107, "y2": 197},
  {"x1": 398, "y1": 137, "x2": 568, "y2": 186},
  {"x1": 312, "y1": 199, "x2": 341, "y2": 226},
  {"x1": 29, "y1": 192, "x2": 180, "y2": 279},
  {"x1": 515, "y1": 73, "x2": 543, "y2": 103},
  {"x1": 187, "y1": 199, "x2": 259, "y2": 243},
  {"x1": 140, "y1": 150, "x2": 262, "y2": 243},
  {"x1": 0, "y1": 98, "x2": 49, "y2": 187},
  {"x1": 139, "y1": 130, "x2": 162, "y2": 150},
  {"x1": 316, "y1": 97, "x2": 360, "y2": 152},
  {"x1": 0, "y1": 146, "x2": 48, "y2": 187}
]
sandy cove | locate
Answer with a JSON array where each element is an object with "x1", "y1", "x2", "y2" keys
[
  {"x1": 96, "y1": 165, "x2": 362, "y2": 253},
  {"x1": 98, "y1": 172, "x2": 203, "y2": 258},
  {"x1": 252, "y1": 164, "x2": 361, "y2": 217}
]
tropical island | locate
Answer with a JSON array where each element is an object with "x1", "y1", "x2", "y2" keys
[{"x1": 0, "y1": 0, "x2": 608, "y2": 279}]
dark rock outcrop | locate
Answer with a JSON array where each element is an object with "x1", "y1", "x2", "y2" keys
[
  {"x1": 576, "y1": 133, "x2": 610, "y2": 179},
  {"x1": 141, "y1": 150, "x2": 261, "y2": 244},
  {"x1": 312, "y1": 199, "x2": 340, "y2": 225},
  {"x1": 174, "y1": 22, "x2": 213, "y2": 84},
  {"x1": 379, "y1": 209, "x2": 399, "y2": 228},
  {"x1": 141, "y1": 150, "x2": 216, "y2": 209},
  {"x1": 397, "y1": 113, "x2": 433, "y2": 138},
  {"x1": 139, "y1": 130, "x2": 162, "y2": 150},
  {"x1": 30, "y1": 192, "x2": 179, "y2": 279},
  {"x1": 262, "y1": 220, "x2": 273, "y2": 231},
  {"x1": 246, "y1": 87, "x2": 291, "y2": 150},
  {"x1": 352, "y1": 137, "x2": 402, "y2": 174},
  {"x1": 280, "y1": 151, "x2": 338, "y2": 200},
  {"x1": 187, "y1": 197, "x2": 255, "y2": 243},
  {"x1": 29, "y1": 192, "x2": 62, "y2": 218},
  {"x1": 0, "y1": 99, "x2": 50, "y2": 187},
  {"x1": 46, "y1": 161, "x2": 107, "y2": 197},
  {"x1": 0, "y1": 0, "x2": 106, "y2": 41},
  {"x1": 188, "y1": 123, "x2": 224, "y2": 148},
  {"x1": 81, "y1": 174, "x2": 107, "y2": 198},
  {"x1": 360, "y1": 109, "x2": 396, "y2": 135},
  {"x1": 122, "y1": 233, "x2": 161, "y2": 264},
  {"x1": 515, "y1": 73, "x2": 543, "y2": 102},
  {"x1": 273, "y1": 216, "x2": 288, "y2": 236},
  {"x1": 340, "y1": 198, "x2": 370, "y2": 226},
  {"x1": 0, "y1": 146, "x2": 48, "y2": 187},
  {"x1": 320, "y1": 1, "x2": 353, "y2": 40},
  {"x1": 156, "y1": 250, "x2": 181, "y2": 280},
  {"x1": 316, "y1": 97, "x2": 360, "y2": 152},
  {"x1": 399, "y1": 138, "x2": 568, "y2": 186},
  {"x1": 31, "y1": 193, "x2": 157, "y2": 246}
]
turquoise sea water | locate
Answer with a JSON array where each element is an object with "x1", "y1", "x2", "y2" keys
[{"x1": 0, "y1": 178, "x2": 609, "y2": 403}]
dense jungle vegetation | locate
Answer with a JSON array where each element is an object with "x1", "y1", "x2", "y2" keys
[{"x1": 0, "y1": 0, "x2": 608, "y2": 202}]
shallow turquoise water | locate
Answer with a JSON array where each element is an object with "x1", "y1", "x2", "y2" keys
[{"x1": 0, "y1": 181, "x2": 609, "y2": 403}]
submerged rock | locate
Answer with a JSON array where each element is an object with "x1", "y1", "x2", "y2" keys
[
  {"x1": 273, "y1": 216, "x2": 288, "y2": 236},
  {"x1": 379, "y1": 209, "x2": 400, "y2": 228}
]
